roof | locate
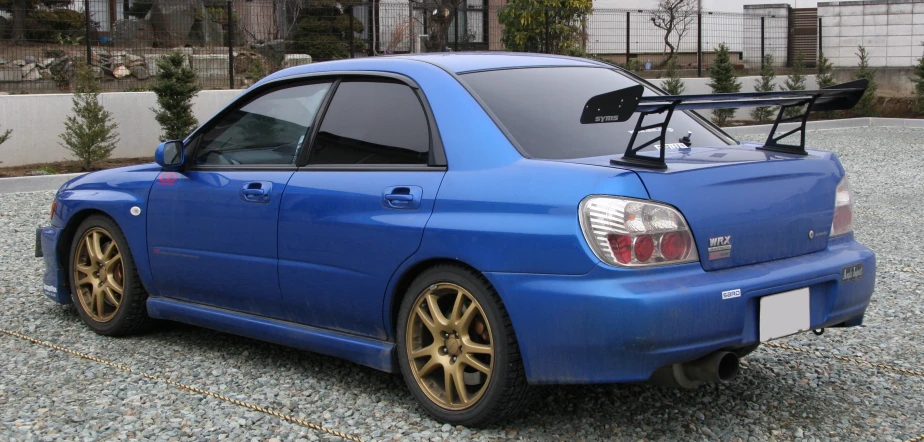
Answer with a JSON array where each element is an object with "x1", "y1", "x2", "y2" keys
[{"x1": 389, "y1": 52, "x2": 606, "y2": 73}]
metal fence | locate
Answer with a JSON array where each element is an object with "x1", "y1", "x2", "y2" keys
[{"x1": 0, "y1": 0, "x2": 799, "y2": 94}]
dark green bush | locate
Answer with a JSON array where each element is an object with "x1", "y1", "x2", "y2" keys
[
  {"x1": 127, "y1": 0, "x2": 153, "y2": 19},
  {"x1": 26, "y1": 9, "x2": 85, "y2": 41},
  {"x1": 287, "y1": 0, "x2": 365, "y2": 60}
]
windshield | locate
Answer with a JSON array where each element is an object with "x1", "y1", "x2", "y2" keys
[{"x1": 460, "y1": 67, "x2": 734, "y2": 160}]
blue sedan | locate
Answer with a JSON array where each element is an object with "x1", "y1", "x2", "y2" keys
[{"x1": 36, "y1": 53, "x2": 875, "y2": 426}]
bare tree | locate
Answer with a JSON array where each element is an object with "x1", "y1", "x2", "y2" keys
[
  {"x1": 408, "y1": 0, "x2": 464, "y2": 52},
  {"x1": 650, "y1": 0, "x2": 697, "y2": 66}
]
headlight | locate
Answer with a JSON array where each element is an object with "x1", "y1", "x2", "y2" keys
[
  {"x1": 831, "y1": 175, "x2": 853, "y2": 237},
  {"x1": 579, "y1": 196, "x2": 699, "y2": 267}
]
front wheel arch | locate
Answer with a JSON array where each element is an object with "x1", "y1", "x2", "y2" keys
[{"x1": 57, "y1": 209, "x2": 115, "y2": 299}]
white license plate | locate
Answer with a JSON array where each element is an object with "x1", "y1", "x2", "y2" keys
[{"x1": 759, "y1": 287, "x2": 810, "y2": 342}]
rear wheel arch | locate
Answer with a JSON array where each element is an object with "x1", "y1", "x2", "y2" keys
[{"x1": 389, "y1": 259, "x2": 497, "y2": 338}]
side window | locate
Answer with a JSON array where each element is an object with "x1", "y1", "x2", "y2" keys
[
  {"x1": 194, "y1": 82, "x2": 331, "y2": 166},
  {"x1": 309, "y1": 80, "x2": 430, "y2": 165}
]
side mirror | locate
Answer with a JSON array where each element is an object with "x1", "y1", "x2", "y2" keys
[{"x1": 155, "y1": 140, "x2": 185, "y2": 168}]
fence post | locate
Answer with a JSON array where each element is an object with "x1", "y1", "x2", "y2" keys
[
  {"x1": 227, "y1": 0, "x2": 234, "y2": 90},
  {"x1": 625, "y1": 11, "x2": 630, "y2": 64},
  {"x1": 545, "y1": 7, "x2": 550, "y2": 54},
  {"x1": 84, "y1": 0, "x2": 92, "y2": 65},
  {"x1": 760, "y1": 16, "x2": 766, "y2": 68},
  {"x1": 349, "y1": 6, "x2": 355, "y2": 58},
  {"x1": 455, "y1": 6, "x2": 460, "y2": 52},
  {"x1": 697, "y1": 12, "x2": 702, "y2": 77}
]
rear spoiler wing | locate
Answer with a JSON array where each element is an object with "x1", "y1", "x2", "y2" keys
[{"x1": 581, "y1": 79, "x2": 868, "y2": 169}]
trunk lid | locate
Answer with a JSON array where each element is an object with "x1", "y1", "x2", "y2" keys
[{"x1": 567, "y1": 144, "x2": 842, "y2": 271}]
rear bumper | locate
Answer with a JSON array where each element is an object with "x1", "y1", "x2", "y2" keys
[
  {"x1": 37, "y1": 226, "x2": 71, "y2": 304},
  {"x1": 486, "y1": 236, "x2": 876, "y2": 385}
]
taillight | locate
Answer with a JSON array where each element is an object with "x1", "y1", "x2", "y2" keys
[
  {"x1": 50, "y1": 200, "x2": 57, "y2": 221},
  {"x1": 831, "y1": 176, "x2": 853, "y2": 237},
  {"x1": 580, "y1": 196, "x2": 699, "y2": 267}
]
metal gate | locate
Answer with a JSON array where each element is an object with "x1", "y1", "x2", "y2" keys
[{"x1": 789, "y1": 8, "x2": 818, "y2": 67}]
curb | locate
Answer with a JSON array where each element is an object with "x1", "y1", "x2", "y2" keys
[
  {"x1": 723, "y1": 117, "x2": 924, "y2": 137},
  {"x1": 0, "y1": 173, "x2": 85, "y2": 195}
]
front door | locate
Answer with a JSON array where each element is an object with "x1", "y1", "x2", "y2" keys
[
  {"x1": 278, "y1": 78, "x2": 447, "y2": 339},
  {"x1": 147, "y1": 80, "x2": 333, "y2": 319}
]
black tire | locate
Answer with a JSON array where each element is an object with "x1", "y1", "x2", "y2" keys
[
  {"x1": 396, "y1": 265, "x2": 530, "y2": 427},
  {"x1": 68, "y1": 214, "x2": 152, "y2": 336},
  {"x1": 733, "y1": 343, "x2": 760, "y2": 358}
]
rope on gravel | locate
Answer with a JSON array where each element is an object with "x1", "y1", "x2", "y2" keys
[
  {"x1": 879, "y1": 266, "x2": 924, "y2": 276},
  {"x1": 0, "y1": 327, "x2": 366, "y2": 442}
]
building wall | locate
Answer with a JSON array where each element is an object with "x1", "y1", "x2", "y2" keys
[{"x1": 819, "y1": 0, "x2": 921, "y2": 68}]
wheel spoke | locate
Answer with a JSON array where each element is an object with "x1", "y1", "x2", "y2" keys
[
  {"x1": 459, "y1": 302, "x2": 479, "y2": 330},
  {"x1": 462, "y1": 336, "x2": 493, "y2": 355},
  {"x1": 75, "y1": 264, "x2": 94, "y2": 285},
  {"x1": 102, "y1": 241, "x2": 116, "y2": 261},
  {"x1": 90, "y1": 231, "x2": 105, "y2": 262},
  {"x1": 443, "y1": 365, "x2": 454, "y2": 404},
  {"x1": 453, "y1": 363, "x2": 469, "y2": 404},
  {"x1": 107, "y1": 277, "x2": 123, "y2": 295},
  {"x1": 104, "y1": 252, "x2": 120, "y2": 269},
  {"x1": 415, "y1": 304, "x2": 439, "y2": 336},
  {"x1": 103, "y1": 286, "x2": 120, "y2": 308},
  {"x1": 95, "y1": 288, "x2": 106, "y2": 318},
  {"x1": 417, "y1": 357, "x2": 440, "y2": 377},
  {"x1": 410, "y1": 344, "x2": 436, "y2": 360},
  {"x1": 461, "y1": 354, "x2": 490, "y2": 374},
  {"x1": 449, "y1": 290, "x2": 465, "y2": 322},
  {"x1": 425, "y1": 294, "x2": 450, "y2": 327}
]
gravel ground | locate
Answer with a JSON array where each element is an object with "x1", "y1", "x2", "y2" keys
[{"x1": 1, "y1": 127, "x2": 922, "y2": 441}]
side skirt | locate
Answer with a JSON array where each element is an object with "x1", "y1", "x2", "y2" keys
[{"x1": 146, "y1": 297, "x2": 397, "y2": 373}]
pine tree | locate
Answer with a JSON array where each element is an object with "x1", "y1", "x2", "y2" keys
[
  {"x1": 783, "y1": 52, "x2": 807, "y2": 119},
  {"x1": 816, "y1": 52, "x2": 836, "y2": 88},
  {"x1": 152, "y1": 51, "x2": 200, "y2": 141},
  {"x1": 59, "y1": 63, "x2": 119, "y2": 171},
  {"x1": 0, "y1": 126, "x2": 10, "y2": 146},
  {"x1": 750, "y1": 54, "x2": 776, "y2": 123},
  {"x1": 853, "y1": 46, "x2": 879, "y2": 116},
  {"x1": 912, "y1": 43, "x2": 924, "y2": 115},
  {"x1": 661, "y1": 57, "x2": 686, "y2": 95},
  {"x1": 708, "y1": 43, "x2": 742, "y2": 126}
]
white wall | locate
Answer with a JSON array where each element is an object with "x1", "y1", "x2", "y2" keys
[
  {"x1": 592, "y1": 0, "x2": 822, "y2": 13},
  {"x1": 819, "y1": 1, "x2": 922, "y2": 68},
  {"x1": 0, "y1": 90, "x2": 243, "y2": 167}
]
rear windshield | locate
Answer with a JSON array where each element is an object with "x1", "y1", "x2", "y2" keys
[{"x1": 460, "y1": 67, "x2": 733, "y2": 160}]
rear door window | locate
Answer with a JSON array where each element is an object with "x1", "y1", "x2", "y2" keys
[{"x1": 308, "y1": 80, "x2": 430, "y2": 165}]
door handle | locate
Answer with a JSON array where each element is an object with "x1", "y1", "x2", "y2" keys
[
  {"x1": 382, "y1": 186, "x2": 423, "y2": 209},
  {"x1": 241, "y1": 181, "x2": 272, "y2": 203},
  {"x1": 384, "y1": 194, "x2": 414, "y2": 202}
]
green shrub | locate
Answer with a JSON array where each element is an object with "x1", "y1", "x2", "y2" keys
[
  {"x1": 0, "y1": 126, "x2": 10, "y2": 146},
  {"x1": 499, "y1": 0, "x2": 591, "y2": 55},
  {"x1": 59, "y1": 63, "x2": 120, "y2": 171},
  {"x1": 816, "y1": 52, "x2": 835, "y2": 89},
  {"x1": 152, "y1": 52, "x2": 200, "y2": 141},
  {"x1": 750, "y1": 54, "x2": 776, "y2": 123},
  {"x1": 853, "y1": 46, "x2": 879, "y2": 117},
  {"x1": 783, "y1": 52, "x2": 807, "y2": 119},
  {"x1": 912, "y1": 44, "x2": 924, "y2": 115},
  {"x1": 707, "y1": 43, "x2": 741, "y2": 126},
  {"x1": 660, "y1": 57, "x2": 685, "y2": 95},
  {"x1": 26, "y1": 9, "x2": 85, "y2": 41}
]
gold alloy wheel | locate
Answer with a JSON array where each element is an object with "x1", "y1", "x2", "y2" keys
[
  {"x1": 406, "y1": 282, "x2": 495, "y2": 411},
  {"x1": 73, "y1": 228, "x2": 124, "y2": 323}
]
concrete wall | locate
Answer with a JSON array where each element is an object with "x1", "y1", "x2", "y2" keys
[
  {"x1": 819, "y1": 0, "x2": 922, "y2": 68},
  {"x1": 0, "y1": 90, "x2": 243, "y2": 167}
]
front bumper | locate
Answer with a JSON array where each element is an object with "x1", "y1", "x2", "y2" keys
[
  {"x1": 37, "y1": 225, "x2": 71, "y2": 304},
  {"x1": 486, "y1": 236, "x2": 876, "y2": 385}
]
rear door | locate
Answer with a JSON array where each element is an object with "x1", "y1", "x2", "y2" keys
[
  {"x1": 147, "y1": 81, "x2": 333, "y2": 319},
  {"x1": 278, "y1": 77, "x2": 446, "y2": 339}
]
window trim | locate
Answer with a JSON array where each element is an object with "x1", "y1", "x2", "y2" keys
[{"x1": 181, "y1": 70, "x2": 447, "y2": 172}]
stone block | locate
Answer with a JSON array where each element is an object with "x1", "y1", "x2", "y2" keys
[
  {"x1": 863, "y1": 14, "x2": 888, "y2": 26},
  {"x1": 889, "y1": 13, "x2": 912, "y2": 26},
  {"x1": 888, "y1": 24, "x2": 913, "y2": 36},
  {"x1": 283, "y1": 54, "x2": 313, "y2": 68},
  {"x1": 887, "y1": 35, "x2": 912, "y2": 47},
  {"x1": 189, "y1": 54, "x2": 229, "y2": 77},
  {"x1": 890, "y1": 3, "x2": 913, "y2": 15},
  {"x1": 864, "y1": 4, "x2": 888, "y2": 15}
]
